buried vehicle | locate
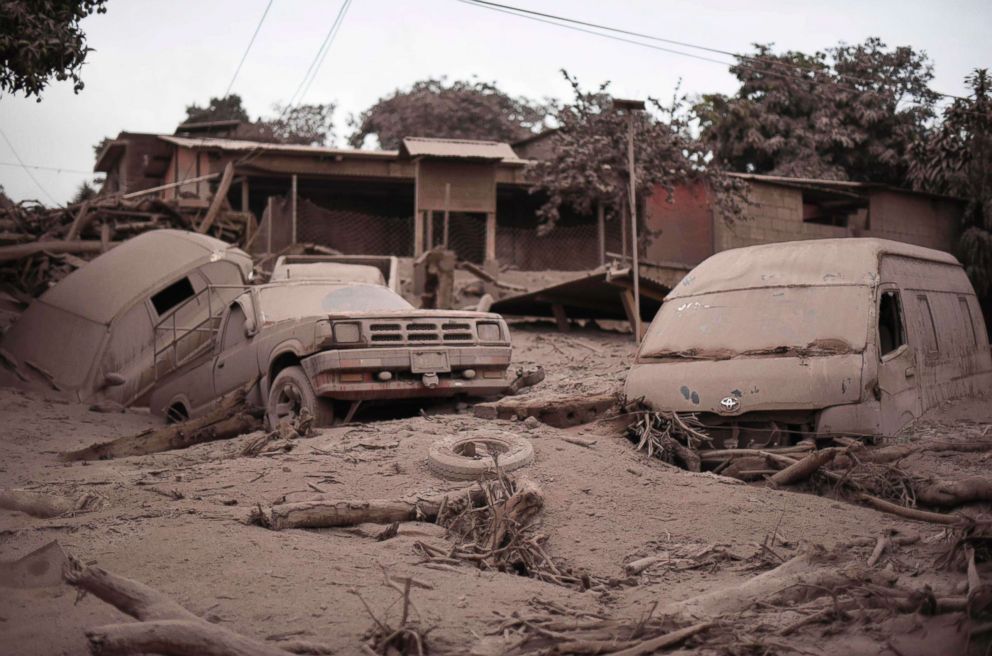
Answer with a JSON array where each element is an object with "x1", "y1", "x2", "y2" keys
[
  {"x1": 149, "y1": 279, "x2": 516, "y2": 426},
  {"x1": 0, "y1": 230, "x2": 253, "y2": 406},
  {"x1": 624, "y1": 238, "x2": 992, "y2": 447}
]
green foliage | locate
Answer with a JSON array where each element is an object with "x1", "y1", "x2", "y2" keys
[
  {"x1": 910, "y1": 70, "x2": 992, "y2": 295},
  {"x1": 348, "y1": 78, "x2": 548, "y2": 149},
  {"x1": 0, "y1": 0, "x2": 107, "y2": 99},
  {"x1": 531, "y1": 71, "x2": 747, "y2": 234},
  {"x1": 696, "y1": 38, "x2": 937, "y2": 186}
]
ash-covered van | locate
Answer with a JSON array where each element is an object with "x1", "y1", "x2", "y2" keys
[
  {"x1": 624, "y1": 238, "x2": 991, "y2": 446},
  {"x1": 0, "y1": 230, "x2": 253, "y2": 406}
]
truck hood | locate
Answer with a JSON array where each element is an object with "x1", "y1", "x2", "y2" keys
[{"x1": 624, "y1": 353, "x2": 864, "y2": 415}]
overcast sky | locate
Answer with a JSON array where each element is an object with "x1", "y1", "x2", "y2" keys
[{"x1": 1, "y1": 0, "x2": 989, "y2": 205}]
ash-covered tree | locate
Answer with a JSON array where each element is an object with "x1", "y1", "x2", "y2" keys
[
  {"x1": 183, "y1": 94, "x2": 251, "y2": 123},
  {"x1": 911, "y1": 69, "x2": 992, "y2": 298},
  {"x1": 181, "y1": 95, "x2": 335, "y2": 146},
  {"x1": 70, "y1": 180, "x2": 98, "y2": 204},
  {"x1": 348, "y1": 78, "x2": 548, "y2": 149},
  {"x1": 0, "y1": 0, "x2": 107, "y2": 99},
  {"x1": 531, "y1": 71, "x2": 746, "y2": 235},
  {"x1": 695, "y1": 38, "x2": 938, "y2": 186}
]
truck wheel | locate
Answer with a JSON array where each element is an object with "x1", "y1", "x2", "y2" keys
[
  {"x1": 267, "y1": 366, "x2": 334, "y2": 428},
  {"x1": 428, "y1": 433, "x2": 534, "y2": 481}
]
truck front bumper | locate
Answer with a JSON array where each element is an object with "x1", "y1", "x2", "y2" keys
[{"x1": 301, "y1": 346, "x2": 513, "y2": 401}]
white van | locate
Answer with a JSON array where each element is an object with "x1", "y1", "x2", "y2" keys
[
  {"x1": 0, "y1": 230, "x2": 253, "y2": 406},
  {"x1": 624, "y1": 238, "x2": 991, "y2": 446}
]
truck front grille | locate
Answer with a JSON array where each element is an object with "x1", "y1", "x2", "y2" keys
[{"x1": 361, "y1": 318, "x2": 484, "y2": 345}]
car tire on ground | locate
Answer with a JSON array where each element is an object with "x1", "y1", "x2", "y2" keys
[
  {"x1": 267, "y1": 365, "x2": 335, "y2": 428},
  {"x1": 428, "y1": 433, "x2": 534, "y2": 480}
]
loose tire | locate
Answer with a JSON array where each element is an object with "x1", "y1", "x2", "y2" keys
[
  {"x1": 428, "y1": 433, "x2": 534, "y2": 480},
  {"x1": 267, "y1": 366, "x2": 334, "y2": 428}
]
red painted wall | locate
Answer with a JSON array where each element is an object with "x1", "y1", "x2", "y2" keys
[{"x1": 642, "y1": 181, "x2": 714, "y2": 266}]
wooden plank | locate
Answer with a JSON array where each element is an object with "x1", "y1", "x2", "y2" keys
[
  {"x1": 619, "y1": 288, "x2": 642, "y2": 340},
  {"x1": 551, "y1": 303, "x2": 570, "y2": 332},
  {"x1": 64, "y1": 201, "x2": 91, "y2": 241},
  {"x1": 197, "y1": 162, "x2": 234, "y2": 234}
]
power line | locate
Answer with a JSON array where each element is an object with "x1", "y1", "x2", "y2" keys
[
  {"x1": 224, "y1": 0, "x2": 275, "y2": 97},
  {"x1": 299, "y1": 0, "x2": 353, "y2": 102},
  {"x1": 0, "y1": 127, "x2": 61, "y2": 206},
  {"x1": 284, "y1": 0, "x2": 352, "y2": 111},
  {"x1": 458, "y1": 0, "x2": 971, "y2": 103},
  {"x1": 0, "y1": 162, "x2": 95, "y2": 175}
]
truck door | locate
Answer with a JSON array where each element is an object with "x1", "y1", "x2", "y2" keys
[
  {"x1": 213, "y1": 300, "x2": 260, "y2": 400},
  {"x1": 875, "y1": 286, "x2": 922, "y2": 434}
]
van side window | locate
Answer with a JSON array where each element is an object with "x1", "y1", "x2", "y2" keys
[
  {"x1": 917, "y1": 294, "x2": 939, "y2": 352},
  {"x1": 220, "y1": 304, "x2": 248, "y2": 350},
  {"x1": 878, "y1": 290, "x2": 906, "y2": 356},
  {"x1": 960, "y1": 297, "x2": 979, "y2": 346},
  {"x1": 151, "y1": 277, "x2": 195, "y2": 316}
]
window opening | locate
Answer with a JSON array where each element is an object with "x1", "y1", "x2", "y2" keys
[
  {"x1": 151, "y1": 277, "x2": 195, "y2": 316},
  {"x1": 878, "y1": 290, "x2": 906, "y2": 356}
]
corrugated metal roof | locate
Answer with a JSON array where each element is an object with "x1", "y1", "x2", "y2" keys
[
  {"x1": 728, "y1": 172, "x2": 963, "y2": 202},
  {"x1": 399, "y1": 137, "x2": 520, "y2": 161},
  {"x1": 158, "y1": 135, "x2": 399, "y2": 159}
]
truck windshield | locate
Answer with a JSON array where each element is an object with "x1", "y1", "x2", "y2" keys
[
  {"x1": 258, "y1": 283, "x2": 412, "y2": 323},
  {"x1": 640, "y1": 285, "x2": 871, "y2": 360}
]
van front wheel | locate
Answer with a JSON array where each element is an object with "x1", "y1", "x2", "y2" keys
[{"x1": 267, "y1": 366, "x2": 334, "y2": 428}]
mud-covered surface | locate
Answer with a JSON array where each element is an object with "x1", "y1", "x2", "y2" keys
[{"x1": 1, "y1": 322, "x2": 991, "y2": 655}]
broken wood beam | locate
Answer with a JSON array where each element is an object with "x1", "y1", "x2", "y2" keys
[
  {"x1": 0, "y1": 239, "x2": 117, "y2": 263},
  {"x1": 473, "y1": 391, "x2": 616, "y2": 428},
  {"x1": 768, "y1": 447, "x2": 842, "y2": 486},
  {"x1": 198, "y1": 162, "x2": 235, "y2": 234},
  {"x1": 61, "y1": 381, "x2": 259, "y2": 461},
  {"x1": 253, "y1": 486, "x2": 489, "y2": 531}
]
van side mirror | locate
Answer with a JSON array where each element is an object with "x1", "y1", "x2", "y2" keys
[
  {"x1": 244, "y1": 318, "x2": 257, "y2": 338},
  {"x1": 103, "y1": 372, "x2": 126, "y2": 388}
]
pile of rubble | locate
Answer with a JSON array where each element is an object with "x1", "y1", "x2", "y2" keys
[{"x1": 0, "y1": 191, "x2": 251, "y2": 301}]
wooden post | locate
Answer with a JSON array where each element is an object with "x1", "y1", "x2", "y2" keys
[
  {"x1": 266, "y1": 196, "x2": 273, "y2": 255},
  {"x1": 619, "y1": 289, "x2": 643, "y2": 340},
  {"x1": 414, "y1": 211, "x2": 424, "y2": 257},
  {"x1": 485, "y1": 211, "x2": 496, "y2": 263},
  {"x1": 597, "y1": 201, "x2": 605, "y2": 267},
  {"x1": 551, "y1": 303, "x2": 570, "y2": 332},
  {"x1": 240, "y1": 178, "x2": 249, "y2": 212},
  {"x1": 425, "y1": 210, "x2": 434, "y2": 251},
  {"x1": 290, "y1": 174, "x2": 298, "y2": 245},
  {"x1": 443, "y1": 182, "x2": 451, "y2": 248},
  {"x1": 413, "y1": 159, "x2": 423, "y2": 257}
]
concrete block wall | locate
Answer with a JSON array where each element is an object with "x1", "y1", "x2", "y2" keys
[{"x1": 713, "y1": 183, "x2": 847, "y2": 252}]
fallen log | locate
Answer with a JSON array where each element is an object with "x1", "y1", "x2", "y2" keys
[
  {"x1": 624, "y1": 554, "x2": 668, "y2": 576},
  {"x1": 658, "y1": 549, "x2": 882, "y2": 621},
  {"x1": 859, "y1": 494, "x2": 962, "y2": 525},
  {"x1": 0, "y1": 489, "x2": 101, "y2": 518},
  {"x1": 607, "y1": 622, "x2": 712, "y2": 656},
  {"x1": 915, "y1": 477, "x2": 992, "y2": 507},
  {"x1": 0, "y1": 239, "x2": 117, "y2": 263},
  {"x1": 768, "y1": 447, "x2": 842, "y2": 486},
  {"x1": 65, "y1": 559, "x2": 310, "y2": 656},
  {"x1": 62, "y1": 381, "x2": 260, "y2": 461},
  {"x1": 699, "y1": 444, "x2": 813, "y2": 461},
  {"x1": 254, "y1": 486, "x2": 488, "y2": 531}
]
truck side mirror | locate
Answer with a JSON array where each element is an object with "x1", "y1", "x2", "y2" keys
[{"x1": 103, "y1": 372, "x2": 126, "y2": 388}]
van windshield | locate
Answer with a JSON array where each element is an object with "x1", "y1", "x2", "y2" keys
[
  {"x1": 640, "y1": 286, "x2": 871, "y2": 360},
  {"x1": 258, "y1": 283, "x2": 412, "y2": 323}
]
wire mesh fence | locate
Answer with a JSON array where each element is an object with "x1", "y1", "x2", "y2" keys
[{"x1": 257, "y1": 194, "x2": 624, "y2": 272}]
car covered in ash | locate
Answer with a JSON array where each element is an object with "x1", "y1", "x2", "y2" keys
[
  {"x1": 149, "y1": 279, "x2": 515, "y2": 426},
  {"x1": 625, "y1": 238, "x2": 991, "y2": 447},
  {"x1": 0, "y1": 230, "x2": 253, "y2": 406}
]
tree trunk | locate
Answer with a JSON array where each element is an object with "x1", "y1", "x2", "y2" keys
[{"x1": 768, "y1": 448, "x2": 842, "y2": 486}]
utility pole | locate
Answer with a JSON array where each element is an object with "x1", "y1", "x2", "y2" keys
[{"x1": 614, "y1": 98, "x2": 645, "y2": 342}]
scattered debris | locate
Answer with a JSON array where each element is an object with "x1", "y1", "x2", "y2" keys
[{"x1": 474, "y1": 390, "x2": 615, "y2": 427}]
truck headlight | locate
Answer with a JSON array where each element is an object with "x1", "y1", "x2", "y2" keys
[
  {"x1": 333, "y1": 322, "x2": 361, "y2": 343},
  {"x1": 477, "y1": 322, "x2": 501, "y2": 342}
]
